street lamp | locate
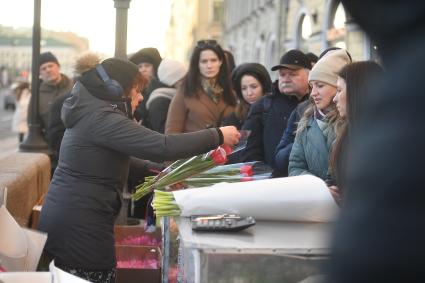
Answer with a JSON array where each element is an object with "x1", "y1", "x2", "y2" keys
[
  {"x1": 19, "y1": 0, "x2": 49, "y2": 152},
  {"x1": 114, "y1": 0, "x2": 132, "y2": 59}
]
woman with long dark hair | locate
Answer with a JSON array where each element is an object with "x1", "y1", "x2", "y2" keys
[
  {"x1": 165, "y1": 39, "x2": 237, "y2": 133},
  {"x1": 328, "y1": 61, "x2": 384, "y2": 202}
]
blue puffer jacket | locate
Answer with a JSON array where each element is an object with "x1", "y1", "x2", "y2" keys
[
  {"x1": 273, "y1": 100, "x2": 311, "y2": 177},
  {"x1": 288, "y1": 117, "x2": 336, "y2": 180}
]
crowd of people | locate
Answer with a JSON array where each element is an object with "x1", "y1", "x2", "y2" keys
[
  {"x1": 0, "y1": 0, "x2": 420, "y2": 281},
  {"x1": 10, "y1": 21, "x2": 391, "y2": 281}
]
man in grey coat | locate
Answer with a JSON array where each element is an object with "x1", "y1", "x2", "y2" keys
[{"x1": 29, "y1": 51, "x2": 73, "y2": 142}]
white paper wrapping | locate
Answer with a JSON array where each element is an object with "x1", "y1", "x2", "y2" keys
[
  {"x1": 0, "y1": 205, "x2": 47, "y2": 271},
  {"x1": 173, "y1": 175, "x2": 339, "y2": 222},
  {"x1": 0, "y1": 261, "x2": 90, "y2": 282}
]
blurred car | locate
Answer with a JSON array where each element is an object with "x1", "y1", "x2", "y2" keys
[{"x1": 3, "y1": 90, "x2": 16, "y2": 110}]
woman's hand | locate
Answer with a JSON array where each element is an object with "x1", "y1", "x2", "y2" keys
[
  {"x1": 219, "y1": 126, "x2": 241, "y2": 146},
  {"x1": 329, "y1": 185, "x2": 342, "y2": 205}
]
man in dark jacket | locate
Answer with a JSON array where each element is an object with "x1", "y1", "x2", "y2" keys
[
  {"x1": 329, "y1": 1, "x2": 425, "y2": 282},
  {"x1": 241, "y1": 49, "x2": 311, "y2": 167},
  {"x1": 29, "y1": 51, "x2": 73, "y2": 142},
  {"x1": 47, "y1": 52, "x2": 101, "y2": 174}
]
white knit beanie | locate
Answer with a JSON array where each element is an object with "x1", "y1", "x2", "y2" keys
[
  {"x1": 157, "y1": 59, "x2": 187, "y2": 87},
  {"x1": 308, "y1": 49, "x2": 351, "y2": 87}
]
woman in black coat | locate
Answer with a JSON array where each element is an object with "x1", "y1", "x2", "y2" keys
[
  {"x1": 38, "y1": 58, "x2": 240, "y2": 282},
  {"x1": 222, "y1": 62, "x2": 272, "y2": 129}
]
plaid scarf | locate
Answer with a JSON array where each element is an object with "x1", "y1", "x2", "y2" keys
[{"x1": 201, "y1": 77, "x2": 223, "y2": 104}]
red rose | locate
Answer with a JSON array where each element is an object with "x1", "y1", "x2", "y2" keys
[
  {"x1": 240, "y1": 164, "x2": 253, "y2": 176},
  {"x1": 221, "y1": 144, "x2": 233, "y2": 155},
  {"x1": 210, "y1": 148, "x2": 227, "y2": 165}
]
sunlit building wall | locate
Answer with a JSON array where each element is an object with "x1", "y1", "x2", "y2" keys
[
  {"x1": 223, "y1": 0, "x2": 379, "y2": 77},
  {"x1": 164, "y1": 0, "x2": 224, "y2": 64}
]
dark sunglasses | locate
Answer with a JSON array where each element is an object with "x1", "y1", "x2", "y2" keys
[{"x1": 196, "y1": 39, "x2": 219, "y2": 48}]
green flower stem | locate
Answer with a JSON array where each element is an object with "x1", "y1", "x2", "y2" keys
[
  {"x1": 152, "y1": 190, "x2": 181, "y2": 217},
  {"x1": 133, "y1": 152, "x2": 224, "y2": 201}
]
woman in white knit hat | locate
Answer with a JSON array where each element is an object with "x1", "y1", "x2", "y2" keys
[
  {"x1": 288, "y1": 49, "x2": 352, "y2": 180},
  {"x1": 143, "y1": 58, "x2": 188, "y2": 133}
]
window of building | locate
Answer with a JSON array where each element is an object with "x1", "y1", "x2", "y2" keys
[
  {"x1": 296, "y1": 13, "x2": 313, "y2": 52},
  {"x1": 212, "y1": 0, "x2": 223, "y2": 23},
  {"x1": 266, "y1": 36, "x2": 277, "y2": 72},
  {"x1": 327, "y1": 2, "x2": 347, "y2": 49}
]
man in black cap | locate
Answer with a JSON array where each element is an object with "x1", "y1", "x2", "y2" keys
[
  {"x1": 29, "y1": 51, "x2": 73, "y2": 144},
  {"x1": 241, "y1": 49, "x2": 311, "y2": 167}
]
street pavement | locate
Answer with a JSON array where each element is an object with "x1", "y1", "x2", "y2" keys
[{"x1": 0, "y1": 87, "x2": 19, "y2": 159}]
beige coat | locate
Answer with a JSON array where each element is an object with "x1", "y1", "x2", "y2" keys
[
  {"x1": 11, "y1": 88, "x2": 31, "y2": 133},
  {"x1": 165, "y1": 89, "x2": 235, "y2": 134}
]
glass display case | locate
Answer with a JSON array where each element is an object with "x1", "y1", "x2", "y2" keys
[{"x1": 171, "y1": 217, "x2": 332, "y2": 283}]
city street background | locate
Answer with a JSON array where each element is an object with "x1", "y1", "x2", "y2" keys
[{"x1": 0, "y1": 88, "x2": 19, "y2": 159}]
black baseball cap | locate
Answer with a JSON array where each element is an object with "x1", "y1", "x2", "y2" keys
[{"x1": 271, "y1": 49, "x2": 311, "y2": 71}]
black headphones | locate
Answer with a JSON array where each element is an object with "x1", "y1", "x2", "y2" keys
[
  {"x1": 95, "y1": 64, "x2": 133, "y2": 119},
  {"x1": 95, "y1": 64, "x2": 124, "y2": 97}
]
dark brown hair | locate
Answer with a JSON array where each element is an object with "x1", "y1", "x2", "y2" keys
[
  {"x1": 182, "y1": 40, "x2": 236, "y2": 107},
  {"x1": 329, "y1": 61, "x2": 384, "y2": 188}
]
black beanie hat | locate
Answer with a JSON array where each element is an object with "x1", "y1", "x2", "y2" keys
[
  {"x1": 101, "y1": 58, "x2": 139, "y2": 91},
  {"x1": 39, "y1": 51, "x2": 59, "y2": 67},
  {"x1": 129, "y1": 47, "x2": 162, "y2": 70},
  {"x1": 232, "y1": 63, "x2": 272, "y2": 100},
  {"x1": 306, "y1": 52, "x2": 319, "y2": 66}
]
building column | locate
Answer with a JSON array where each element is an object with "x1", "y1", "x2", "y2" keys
[
  {"x1": 114, "y1": 0, "x2": 132, "y2": 59},
  {"x1": 20, "y1": 0, "x2": 49, "y2": 153}
]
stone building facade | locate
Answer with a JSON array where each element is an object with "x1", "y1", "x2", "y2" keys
[
  {"x1": 164, "y1": 0, "x2": 224, "y2": 63},
  {"x1": 222, "y1": 0, "x2": 379, "y2": 76}
]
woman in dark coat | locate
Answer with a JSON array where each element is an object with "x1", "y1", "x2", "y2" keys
[
  {"x1": 222, "y1": 62, "x2": 272, "y2": 129},
  {"x1": 38, "y1": 58, "x2": 240, "y2": 282}
]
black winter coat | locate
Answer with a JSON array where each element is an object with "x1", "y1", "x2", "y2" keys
[
  {"x1": 329, "y1": 1, "x2": 425, "y2": 282},
  {"x1": 241, "y1": 81, "x2": 308, "y2": 166},
  {"x1": 134, "y1": 77, "x2": 167, "y2": 123},
  {"x1": 38, "y1": 81, "x2": 222, "y2": 270}
]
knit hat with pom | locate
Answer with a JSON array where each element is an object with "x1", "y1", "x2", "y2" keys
[{"x1": 101, "y1": 58, "x2": 139, "y2": 91}]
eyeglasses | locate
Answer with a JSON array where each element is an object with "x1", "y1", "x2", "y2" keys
[{"x1": 196, "y1": 39, "x2": 219, "y2": 49}]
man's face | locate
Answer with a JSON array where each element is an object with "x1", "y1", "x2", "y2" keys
[
  {"x1": 39, "y1": 62, "x2": 61, "y2": 84},
  {"x1": 278, "y1": 68, "x2": 309, "y2": 98},
  {"x1": 138, "y1": 63, "x2": 154, "y2": 81}
]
